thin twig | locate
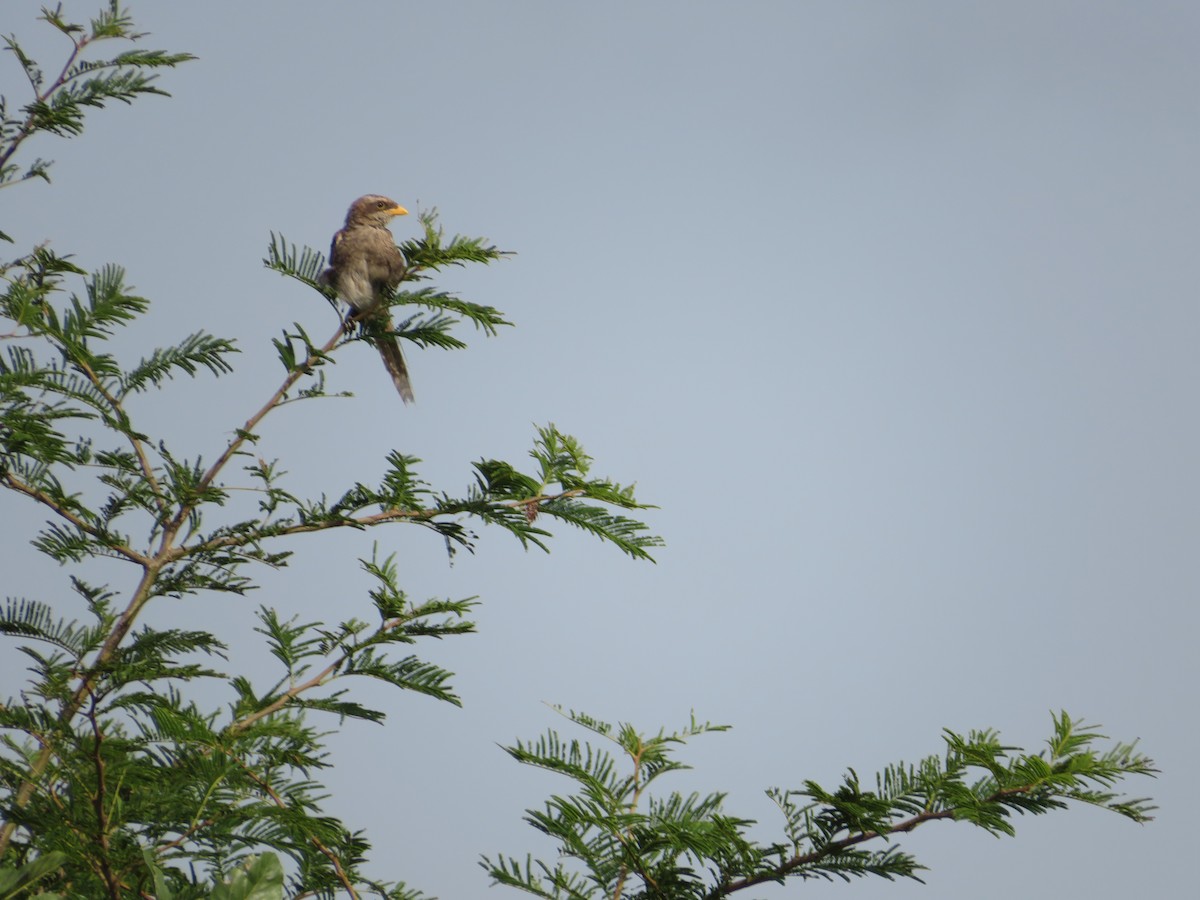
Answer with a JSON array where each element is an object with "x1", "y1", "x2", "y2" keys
[
  {"x1": 177, "y1": 322, "x2": 349, "y2": 540},
  {"x1": 70, "y1": 352, "x2": 168, "y2": 515},
  {"x1": 86, "y1": 695, "x2": 122, "y2": 900},
  {"x1": 234, "y1": 759, "x2": 361, "y2": 899},
  {"x1": 0, "y1": 471, "x2": 150, "y2": 565},
  {"x1": 714, "y1": 788, "x2": 1040, "y2": 897},
  {"x1": 168, "y1": 489, "x2": 589, "y2": 560},
  {"x1": 227, "y1": 599, "x2": 422, "y2": 734},
  {"x1": 0, "y1": 29, "x2": 88, "y2": 173}
]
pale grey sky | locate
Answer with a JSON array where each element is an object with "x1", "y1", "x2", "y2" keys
[{"x1": 3, "y1": 2, "x2": 1196, "y2": 897}]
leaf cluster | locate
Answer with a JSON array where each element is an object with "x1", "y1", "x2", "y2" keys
[
  {"x1": 483, "y1": 710, "x2": 1156, "y2": 899},
  {"x1": 1, "y1": 8, "x2": 662, "y2": 895},
  {"x1": 0, "y1": 243, "x2": 657, "y2": 894},
  {"x1": 468, "y1": 425, "x2": 662, "y2": 560},
  {"x1": 0, "y1": 564, "x2": 468, "y2": 897},
  {"x1": 0, "y1": 1, "x2": 194, "y2": 205}
]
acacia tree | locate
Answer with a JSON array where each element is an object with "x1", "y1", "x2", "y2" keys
[{"x1": 0, "y1": 5, "x2": 1155, "y2": 900}]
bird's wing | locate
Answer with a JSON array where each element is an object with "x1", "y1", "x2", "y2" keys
[
  {"x1": 327, "y1": 228, "x2": 375, "y2": 308},
  {"x1": 329, "y1": 227, "x2": 348, "y2": 267},
  {"x1": 357, "y1": 228, "x2": 406, "y2": 290}
]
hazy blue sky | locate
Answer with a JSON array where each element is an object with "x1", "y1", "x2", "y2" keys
[{"x1": 3, "y1": 2, "x2": 1197, "y2": 897}]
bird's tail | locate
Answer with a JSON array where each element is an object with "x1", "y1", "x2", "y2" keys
[{"x1": 377, "y1": 337, "x2": 415, "y2": 404}]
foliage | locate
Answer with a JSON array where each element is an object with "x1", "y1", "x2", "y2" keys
[
  {"x1": 0, "y1": 5, "x2": 659, "y2": 897},
  {"x1": 483, "y1": 709, "x2": 1156, "y2": 899},
  {"x1": 0, "y1": 4, "x2": 1155, "y2": 900},
  {"x1": 0, "y1": 1, "x2": 194, "y2": 227}
]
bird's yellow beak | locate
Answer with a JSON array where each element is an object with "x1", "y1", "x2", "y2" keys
[{"x1": 389, "y1": 205, "x2": 409, "y2": 217}]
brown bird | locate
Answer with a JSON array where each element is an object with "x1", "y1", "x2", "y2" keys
[{"x1": 319, "y1": 194, "x2": 415, "y2": 403}]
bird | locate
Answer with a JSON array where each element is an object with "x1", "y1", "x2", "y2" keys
[{"x1": 319, "y1": 194, "x2": 415, "y2": 403}]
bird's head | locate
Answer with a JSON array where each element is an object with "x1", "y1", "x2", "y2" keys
[{"x1": 344, "y1": 194, "x2": 409, "y2": 228}]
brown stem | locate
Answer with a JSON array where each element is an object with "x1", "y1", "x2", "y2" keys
[
  {"x1": 170, "y1": 488, "x2": 589, "y2": 560},
  {"x1": 227, "y1": 660, "x2": 341, "y2": 736},
  {"x1": 235, "y1": 759, "x2": 360, "y2": 899},
  {"x1": 86, "y1": 697, "x2": 121, "y2": 900},
  {"x1": 227, "y1": 598, "x2": 422, "y2": 734},
  {"x1": 0, "y1": 561, "x2": 161, "y2": 854},
  {"x1": 153, "y1": 815, "x2": 218, "y2": 854},
  {"x1": 714, "y1": 786, "x2": 1036, "y2": 897},
  {"x1": 0, "y1": 324, "x2": 356, "y2": 859},
  {"x1": 188, "y1": 321, "x2": 348, "y2": 508},
  {"x1": 0, "y1": 321, "x2": 350, "y2": 856},
  {"x1": 71, "y1": 353, "x2": 168, "y2": 515},
  {"x1": 0, "y1": 26, "x2": 95, "y2": 180},
  {"x1": 0, "y1": 472, "x2": 150, "y2": 565},
  {"x1": 611, "y1": 741, "x2": 651, "y2": 900}
]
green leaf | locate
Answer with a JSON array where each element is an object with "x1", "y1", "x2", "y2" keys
[
  {"x1": 122, "y1": 332, "x2": 239, "y2": 393},
  {"x1": 140, "y1": 847, "x2": 174, "y2": 900},
  {"x1": 0, "y1": 852, "x2": 68, "y2": 898},
  {"x1": 210, "y1": 853, "x2": 285, "y2": 900}
]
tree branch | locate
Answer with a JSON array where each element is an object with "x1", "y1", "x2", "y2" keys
[{"x1": 0, "y1": 471, "x2": 150, "y2": 565}]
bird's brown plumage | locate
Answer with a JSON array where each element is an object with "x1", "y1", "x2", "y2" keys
[{"x1": 320, "y1": 194, "x2": 414, "y2": 403}]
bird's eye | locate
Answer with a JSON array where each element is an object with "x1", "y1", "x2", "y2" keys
[{"x1": 376, "y1": 200, "x2": 388, "y2": 209}]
